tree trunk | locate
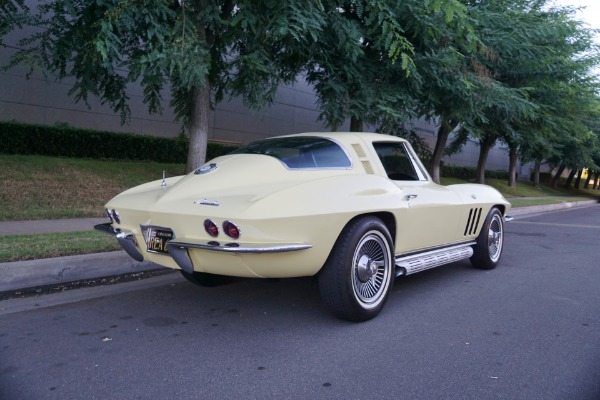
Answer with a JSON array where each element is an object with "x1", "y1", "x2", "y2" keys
[
  {"x1": 574, "y1": 169, "x2": 582, "y2": 189},
  {"x1": 533, "y1": 159, "x2": 541, "y2": 189},
  {"x1": 476, "y1": 135, "x2": 496, "y2": 184},
  {"x1": 551, "y1": 164, "x2": 566, "y2": 188},
  {"x1": 185, "y1": 81, "x2": 211, "y2": 174},
  {"x1": 350, "y1": 116, "x2": 363, "y2": 132},
  {"x1": 508, "y1": 144, "x2": 518, "y2": 188},
  {"x1": 583, "y1": 170, "x2": 591, "y2": 189},
  {"x1": 429, "y1": 119, "x2": 457, "y2": 184},
  {"x1": 564, "y1": 169, "x2": 576, "y2": 189}
]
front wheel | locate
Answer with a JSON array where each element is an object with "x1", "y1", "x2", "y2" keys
[
  {"x1": 319, "y1": 217, "x2": 394, "y2": 322},
  {"x1": 470, "y1": 207, "x2": 504, "y2": 269}
]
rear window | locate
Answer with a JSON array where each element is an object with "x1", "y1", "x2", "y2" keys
[{"x1": 232, "y1": 137, "x2": 352, "y2": 169}]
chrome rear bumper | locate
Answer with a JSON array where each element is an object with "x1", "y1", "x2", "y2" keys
[
  {"x1": 167, "y1": 240, "x2": 312, "y2": 274},
  {"x1": 95, "y1": 222, "x2": 312, "y2": 273},
  {"x1": 94, "y1": 223, "x2": 144, "y2": 262}
]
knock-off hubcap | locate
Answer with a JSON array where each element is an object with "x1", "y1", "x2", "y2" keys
[
  {"x1": 356, "y1": 255, "x2": 377, "y2": 282},
  {"x1": 489, "y1": 231, "x2": 500, "y2": 246},
  {"x1": 351, "y1": 230, "x2": 392, "y2": 308}
]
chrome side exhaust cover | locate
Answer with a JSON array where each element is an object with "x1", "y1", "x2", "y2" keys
[{"x1": 395, "y1": 243, "x2": 475, "y2": 277}]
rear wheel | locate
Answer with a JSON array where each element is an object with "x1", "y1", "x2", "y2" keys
[
  {"x1": 319, "y1": 217, "x2": 394, "y2": 322},
  {"x1": 470, "y1": 207, "x2": 504, "y2": 269},
  {"x1": 180, "y1": 270, "x2": 235, "y2": 287}
]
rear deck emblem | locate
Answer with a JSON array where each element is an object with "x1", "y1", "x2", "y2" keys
[
  {"x1": 194, "y1": 199, "x2": 220, "y2": 206},
  {"x1": 195, "y1": 163, "x2": 217, "y2": 174}
]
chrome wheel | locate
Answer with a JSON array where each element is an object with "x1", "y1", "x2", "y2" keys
[
  {"x1": 319, "y1": 217, "x2": 395, "y2": 322},
  {"x1": 487, "y1": 213, "x2": 503, "y2": 262},
  {"x1": 471, "y1": 207, "x2": 504, "y2": 270},
  {"x1": 351, "y1": 231, "x2": 392, "y2": 309}
]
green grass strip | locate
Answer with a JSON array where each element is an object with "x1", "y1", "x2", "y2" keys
[
  {"x1": 0, "y1": 231, "x2": 122, "y2": 262},
  {"x1": 509, "y1": 197, "x2": 594, "y2": 208}
]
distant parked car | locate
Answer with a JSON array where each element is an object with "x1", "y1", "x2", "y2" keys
[{"x1": 96, "y1": 132, "x2": 511, "y2": 321}]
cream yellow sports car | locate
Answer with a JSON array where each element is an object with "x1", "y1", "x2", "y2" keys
[{"x1": 96, "y1": 132, "x2": 511, "y2": 321}]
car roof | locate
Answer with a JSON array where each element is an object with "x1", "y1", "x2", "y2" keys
[{"x1": 272, "y1": 132, "x2": 408, "y2": 146}]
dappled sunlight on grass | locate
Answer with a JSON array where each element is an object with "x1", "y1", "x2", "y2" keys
[
  {"x1": 442, "y1": 175, "x2": 600, "y2": 201},
  {"x1": 485, "y1": 178, "x2": 568, "y2": 198},
  {"x1": 0, "y1": 155, "x2": 185, "y2": 221}
]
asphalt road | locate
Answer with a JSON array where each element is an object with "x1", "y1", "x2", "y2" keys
[{"x1": 1, "y1": 205, "x2": 599, "y2": 400}]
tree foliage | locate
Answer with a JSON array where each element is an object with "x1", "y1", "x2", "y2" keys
[
  {"x1": 432, "y1": 0, "x2": 599, "y2": 185},
  {"x1": 2, "y1": 0, "x2": 460, "y2": 172},
  {"x1": 1, "y1": 0, "x2": 599, "y2": 183},
  {"x1": 1, "y1": 0, "x2": 328, "y2": 172}
]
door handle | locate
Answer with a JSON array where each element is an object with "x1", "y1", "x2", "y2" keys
[{"x1": 404, "y1": 194, "x2": 418, "y2": 201}]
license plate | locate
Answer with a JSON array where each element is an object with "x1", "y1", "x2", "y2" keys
[{"x1": 146, "y1": 228, "x2": 174, "y2": 254}]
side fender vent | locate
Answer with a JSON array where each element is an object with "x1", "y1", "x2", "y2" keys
[{"x1": 464, "y1": 208, "x2": 482, "y2": 236}]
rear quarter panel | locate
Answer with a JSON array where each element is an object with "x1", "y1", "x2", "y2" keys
[{"x1": 237, "y1": 173, "x2": 404, "y2": 275}]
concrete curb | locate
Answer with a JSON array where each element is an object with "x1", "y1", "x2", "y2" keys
[
  {"x1": 509, "y1": 199, "x2": 599, "y2": 217},
  {"x1": 0, "y1": 251, "x2": 160, "y2": 293}
]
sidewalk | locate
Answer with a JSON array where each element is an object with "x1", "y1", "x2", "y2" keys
[
  {"x1": 0, "y1": 217, "x2": 107, "y2": 236},
  {"x1": 508, "y1": 198, "x2": 599, "y2": 216},
  {"x1": 0, "y1": 217, "x2": 161, "y2": 293},
  {"x1": 1, "y1": 199, "x2": 598, "y2": 293}
]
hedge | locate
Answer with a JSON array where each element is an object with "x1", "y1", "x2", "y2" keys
[
  {"x1": 1, "y1": 121, "x2": 513, "y2": 179},
  {"x1": 441, "y1": 164, "x2": 510, "y2": 181},
  {"x1": 0, "y1": 121, "x2": 238, "y2": 163}
]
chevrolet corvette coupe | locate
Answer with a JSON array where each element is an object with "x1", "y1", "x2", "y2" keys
[{"x1": 96, "y1": 132, "x2": 511, "y2": 321}]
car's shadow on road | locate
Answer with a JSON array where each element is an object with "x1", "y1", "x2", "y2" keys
[{"x1": 118, "y1": 259, "x2": 481, "y2": 328}]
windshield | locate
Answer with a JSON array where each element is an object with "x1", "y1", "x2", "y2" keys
[{"x1": 232, "y1": 137, "x2": 352, "y2": 169}]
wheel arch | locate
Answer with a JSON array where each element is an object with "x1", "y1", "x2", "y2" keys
[
  {"x1": 493, "y1": 204, "x2": 507, "y2": 216},
  {"x1": 341, "y1": 212, "x2": 397, "y2": 245},
  {"x1": 318, "y1": 211, "x2": 397, "y2": 276}
]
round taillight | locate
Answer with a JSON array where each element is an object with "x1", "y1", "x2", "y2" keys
[
  {"x1": 204, "y1": 219, "x2": 219, "y2": 237},
  {"x1": 106, "y1": 208, "x2": 113, "y2": 223},
  {"x1": 223, "y1": 221, "x2": 240, "y2": 240},
  {"x1": 111, "y1": 209, "x2": 121, "y2": 224}
]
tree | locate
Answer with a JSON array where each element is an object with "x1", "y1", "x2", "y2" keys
[
  {"x1": 412, "y1": 0, "x2": 532, "y2": 184},
  {"x1": 443, "y1": 0, "x2": 600, "y2": 188},
  {"x1": 2, "y1": 0, "x2": 471, "y2": 174},
  {"x1": 520, "y1": 9, "x2": 599, "y2": 188},
  {"x1": 1, "y1": 0, "x2": 327, "y2": 172},
  {"x1": 550, "y1": 164, "x2": 566, "y2": 188},
  {"x1": 301, "y1": 0, "x2": 473, "y2": 139}
]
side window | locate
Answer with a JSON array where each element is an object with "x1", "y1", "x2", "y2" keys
[{"x1": 373, "y1": 142, "x2": 420, "y2": 181}]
